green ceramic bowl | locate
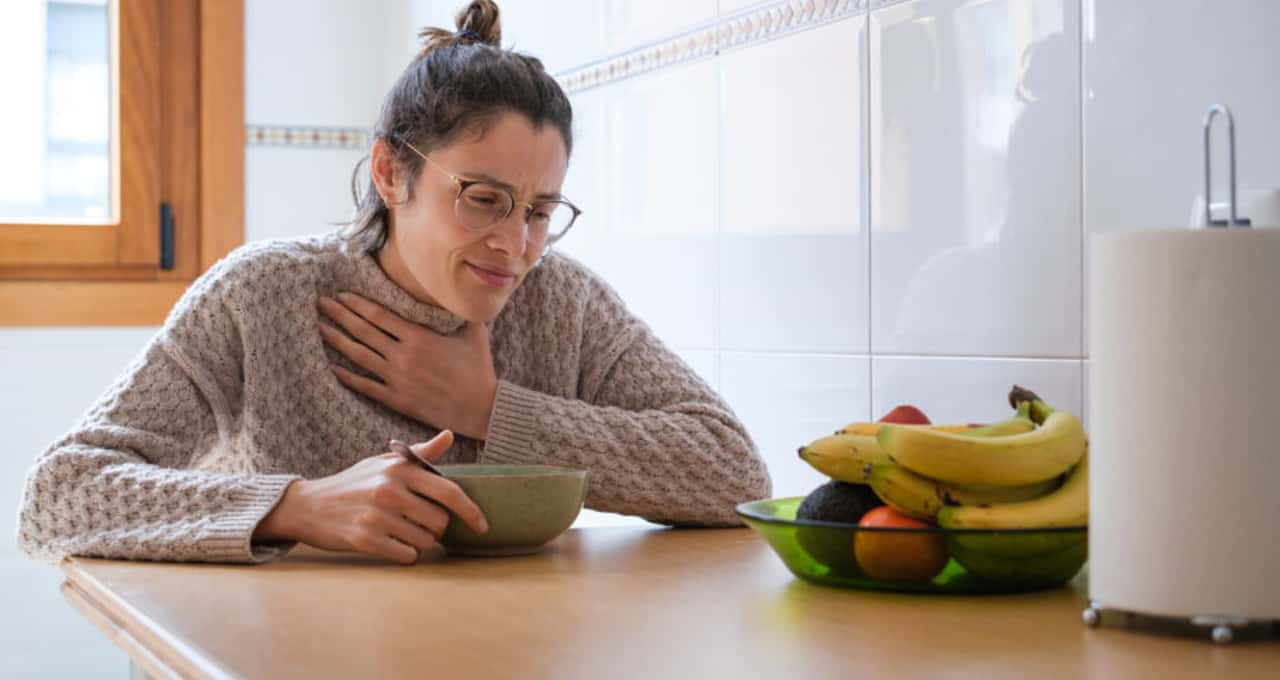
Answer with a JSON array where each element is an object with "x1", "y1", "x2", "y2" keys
[
  {"x1": 436, "y1": 464, "x2": 589, "y2": 557},
  {"x1": 737, "y1": 497, "x2": 1087, "y2": 594}
]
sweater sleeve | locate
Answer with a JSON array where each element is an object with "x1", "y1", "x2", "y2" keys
[
  {"x1": 15, "y1": 269, "x2": 300, "y2": 564},
  {"x1": 479, "y1": 276, "x2": 772, "y2": 526}
]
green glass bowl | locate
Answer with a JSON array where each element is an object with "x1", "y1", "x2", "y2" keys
[{"x1": 737, "y1": 497, "x2": 1087, "y2": 594}]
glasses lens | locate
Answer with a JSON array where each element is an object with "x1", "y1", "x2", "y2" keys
[
  {"x1": 456, "y1": 182, "x2": 513, "y2": 230},
  {"x1": 530, "y1": 201, "x2": 577, "y2": 243}
]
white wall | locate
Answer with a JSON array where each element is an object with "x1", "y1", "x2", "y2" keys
[{"x1": 6, "y1": 0, "x2": 1280, "y2": 675}]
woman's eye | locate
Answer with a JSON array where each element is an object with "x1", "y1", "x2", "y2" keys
[{"x1": 464, "y1": 193, "x2": 500, "y2": 207}]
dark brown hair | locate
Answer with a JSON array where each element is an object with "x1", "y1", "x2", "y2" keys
[{"x1": 345, "y1": 0, "x2": 574, "y2": 253}]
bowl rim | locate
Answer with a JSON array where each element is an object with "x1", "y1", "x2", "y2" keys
[
  {"x1": 435, "y1": 463, "x2": 589, "y2": 478},
  {"x1": 736, "y1": 496, "x2": 1087, "y2": 534}
]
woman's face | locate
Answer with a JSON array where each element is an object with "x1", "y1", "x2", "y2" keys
[{"x1": 375, "y1": 112, "x2": 569, "y2": 322}]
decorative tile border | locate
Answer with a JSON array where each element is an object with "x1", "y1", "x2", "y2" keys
[
  {"x1": 246, "y1": 0, "x2": 873, "y2": 145},
  {"x1": 558, "y1": 0, "x2": 868, "y2": 93},
  {"x1": 246, "y1": 125, "x2": 367, "y2": 149}
]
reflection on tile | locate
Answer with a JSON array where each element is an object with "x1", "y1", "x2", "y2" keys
[
  {"x1": 720, "y1": 0, "x2": 774, "y2": 15},
  {"x1": 720, "y1": 18, "x2": 867, "y2": 353},
  {"x1": 245, "y1": 146, "x2": 366, "y2": 244},
  {"x1": 246, "y1": 0, "x2": 402, "y2": 128},
  {"x1": 554, "y1": 88, "x2": 607, "y2": 267},
  {"x1": 675, "y1": 349, "x2": 721, "y2": 393},
  {"x1": 720, "y1": 352, "x2": 871, "y2": 500},
  {"x1": 602, "y1": 0, "x2": 717, "y2": 55},
  {"x1": 872, "y1": 356, "x2": 1083, "y2": 426},
  {"x1": 500, "y1": 0, "x2": 606, "y2": 75},
  {"x1": 1082, "y1": 358, "x2": 1090, "y2": 432},
  {"x1": 588, "y1": 61, "x2": 719, "y2": 350},
  {"x1": 870, "y1": 0, "x2": 1081, "y2": 358},
  {"x1": 1082, "y1": 0, "x2": 1280, "y2": 354}
]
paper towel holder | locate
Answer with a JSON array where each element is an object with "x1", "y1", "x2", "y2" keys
[{"x1": 1202, "y1": 104, "x2": 1252, "y2": 228}]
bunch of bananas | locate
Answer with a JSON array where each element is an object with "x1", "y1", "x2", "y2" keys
[{"x1": 797, "y1": 386, "x2": 1089, "y2": 584}]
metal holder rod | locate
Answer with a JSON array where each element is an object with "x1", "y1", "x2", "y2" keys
[{"x1": 1202, "y1": 104, "x2": 1250, "y2": 227}]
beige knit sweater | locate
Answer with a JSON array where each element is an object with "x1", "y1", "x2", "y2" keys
[{"x1": 16, "y1": 231, "x2": 771, "y2": 563}]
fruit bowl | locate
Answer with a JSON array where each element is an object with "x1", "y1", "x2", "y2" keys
[{"x1": 737, "y1": 497, "x2": 1087, "y2": 594}]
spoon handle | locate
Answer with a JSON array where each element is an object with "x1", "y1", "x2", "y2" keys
[{"x1": 388, "y1": 438, "x2": 446, "y2": 477}]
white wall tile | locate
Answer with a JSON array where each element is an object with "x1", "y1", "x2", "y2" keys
[
  {"x1": 245, "y1": 0, "x2": 403, "y2": 127},
  {"x1": 602, "y1": 0, "x2": 717, "y2": 55},
  {"x1": 720, "y1": 0, "x2": 774, "y2": 16},
  {"x1": 675, "y1": 349, "x2": 721, "y2": 393},
  {"x1": 1082, "y1": 0, "x2": 1280, "y2": 354},
  {"x1": 872, "y1": 356, "x2": 1083, "y2": 426},
  {"x1": 870, "y1": 0, "x2": 1082, "y2": 358},
  {"x1": 245, "y1": 146, "x2": 366, "y2": 244},
  {"x1": 554, "y1": 88, "x2": 607, "y2": 266},
  {"x1": 1082, "y1": 357, "x2": 1090, "y2": 432},
  {"x1": 0, "y1": 328, "x2": 154, "y2": 678},
  {"x1": 587, "y1": 61, "x2": 720, "y2": 350},
  {"x1": 720, "y1": 352, "x2": 871, "y2": 500},
  {"x1": 719, "y1": 17, "x2": 868, "y2": 353},
  {"x1": 499, "y1": 0, "x2": 606, "y2": 74}
]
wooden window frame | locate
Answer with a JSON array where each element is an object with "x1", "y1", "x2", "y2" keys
[{"x1": 0, "y1": 0, "x2": 244, "y2": 326}]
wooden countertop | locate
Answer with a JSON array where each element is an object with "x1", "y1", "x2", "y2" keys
[{"x1": 60, "y1": 527, "x2": 1276, "y2": 679}]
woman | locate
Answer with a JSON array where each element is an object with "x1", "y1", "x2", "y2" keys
[{"x1": 16, "y1": 0, "x2": 770, "y2": 566}]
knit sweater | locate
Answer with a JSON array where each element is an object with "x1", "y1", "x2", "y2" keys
[{"x1": 16, "y1": 230, "x2": 771, "y2": 563}]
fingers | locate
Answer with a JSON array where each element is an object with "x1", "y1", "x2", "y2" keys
[
  {"x1": 319, "y1": 322, "x2": 386, "y2": 375},
  {"x1": 318, "y1": 295, "x2": 397, "y2": 356},
  {"x1": 396, "y1": 490, "x2": 452, "y2": 538},
  {"x1": 403, "y1": 469, "x2": 490, "y2": 535},
  {"x1": 410, "y1": 429, "x2": 454, "y2": 462},
  {"x1": 330, "y1": 363, "x2": 392, "y2": 403},
  {"x1": 332, "y1": 292, "x2": 415, "y2": 344},
  {"x1": 355, "y1": 531, "x2": 420, "y2": 565}
]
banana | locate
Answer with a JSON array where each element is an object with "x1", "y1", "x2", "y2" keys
[
  {"x1": 936, "y1": 449, "x2": 1089, "y2": 530},
  {"x1": 837, "y1": 421, "x2": 977, "y2": 436},
  {"x1": 797, "y1": 433, "x2": 890, "y2": 483},
  {"x1": 877, "y1": 402, "x2": 1086, "y2": 486},
  {"x1": 866, "y1": 463, "x2": 1062, "y2": 521},
  {"x1": 805, "y1": 404, "x2": 1037, "y2": 484}
]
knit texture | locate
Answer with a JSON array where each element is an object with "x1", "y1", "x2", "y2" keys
[{"x1": 16, "y1": 231, "x2": 772, "y2": 563}]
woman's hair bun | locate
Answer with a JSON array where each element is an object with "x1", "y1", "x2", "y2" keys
[
  {"x1": 417, "y1": 0, "x2": 502, "y2": 57},
  {"x1": 455, "y1": 0, "x2": 501, "y2": 45}
]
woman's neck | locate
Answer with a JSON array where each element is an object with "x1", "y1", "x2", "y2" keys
[{"x1": 375, "y1": 230, "x2": 442, "y2": 308}]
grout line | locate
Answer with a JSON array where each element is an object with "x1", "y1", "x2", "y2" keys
[
  {"x1": 1079, "y1": 0, "x2": 1088, "y2": 362},
  {"x1": 864, "y1": 2, "x2": 875, "y2": 422},
  {"x1": 1078, "y1": 0, "x2": 1088, "y2": 421},
  {"x1": 715, "y1": 349, "x2": 1088, "y2": 362}
]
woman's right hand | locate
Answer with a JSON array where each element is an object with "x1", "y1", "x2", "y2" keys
[{"x1": 254, "y1": 430, "x2": 488, "y2": 564}]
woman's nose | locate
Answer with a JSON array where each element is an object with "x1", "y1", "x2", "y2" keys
[{"x1": 484, "y1": 207, "x2": 529, "y2": 257}]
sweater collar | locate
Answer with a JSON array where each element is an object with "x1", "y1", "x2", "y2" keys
[{"x1": 336, "y1": 233, "x2": 468, "y2": 336}]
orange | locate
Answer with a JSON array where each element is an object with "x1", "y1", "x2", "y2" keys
[{"x1": 854, "y1": 506, "x2": 949, "y2": 582}]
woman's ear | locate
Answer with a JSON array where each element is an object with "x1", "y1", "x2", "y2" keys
[{"x1": 370, "y1": 137, "x2": 404, "y2": 206}]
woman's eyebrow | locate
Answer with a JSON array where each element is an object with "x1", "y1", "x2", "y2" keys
[{"x1": 459, "y1": 170, "x2": 563, "y2": 201}]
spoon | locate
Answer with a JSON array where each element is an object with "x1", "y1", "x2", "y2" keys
[{"x1": 388, "y1": 438, "x2": 446, "y2": 477}]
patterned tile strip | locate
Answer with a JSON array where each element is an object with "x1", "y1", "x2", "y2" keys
[
  {"x1": 558, "y1": 0, "x2": 867, "y2": 93},
  {"x1": 245, "y1": 0, "x2": 871, "y2": 146},
  {"x1": 246, "y1": 125, "x2": 367, "y2": 149}
]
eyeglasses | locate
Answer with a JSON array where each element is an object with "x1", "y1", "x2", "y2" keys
[{"x1": 402, "y1": 140, "x2": 582, "y2": 248}]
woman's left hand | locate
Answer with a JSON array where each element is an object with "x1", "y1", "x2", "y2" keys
[{"x1": 317, "y1": 292, "x2": 497, "y2": 440}]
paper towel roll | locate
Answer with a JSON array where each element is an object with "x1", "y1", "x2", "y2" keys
[{"x1": 1090, "y1": 228, "x2": 1280, "y2": 620}]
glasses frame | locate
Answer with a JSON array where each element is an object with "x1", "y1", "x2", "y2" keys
[{"x1": 401, "y1": 140, "x2": 582, "y2": 248}]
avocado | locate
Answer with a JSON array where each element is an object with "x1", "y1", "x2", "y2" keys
[{"x1": 795, "y1": 481, "x2": 883, "y2": 576}]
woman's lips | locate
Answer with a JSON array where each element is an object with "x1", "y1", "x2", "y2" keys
[{"x1": 465, "y1": 262, "x2": 516, "y2": 287}]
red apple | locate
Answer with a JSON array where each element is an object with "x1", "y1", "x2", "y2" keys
[{"x1": 879, "y1": 405, "x2": 931, "y2": 425}]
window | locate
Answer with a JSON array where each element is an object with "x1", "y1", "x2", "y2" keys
[{"x1": 0, "y1": 0, "x2": 244, "y2": 326}]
